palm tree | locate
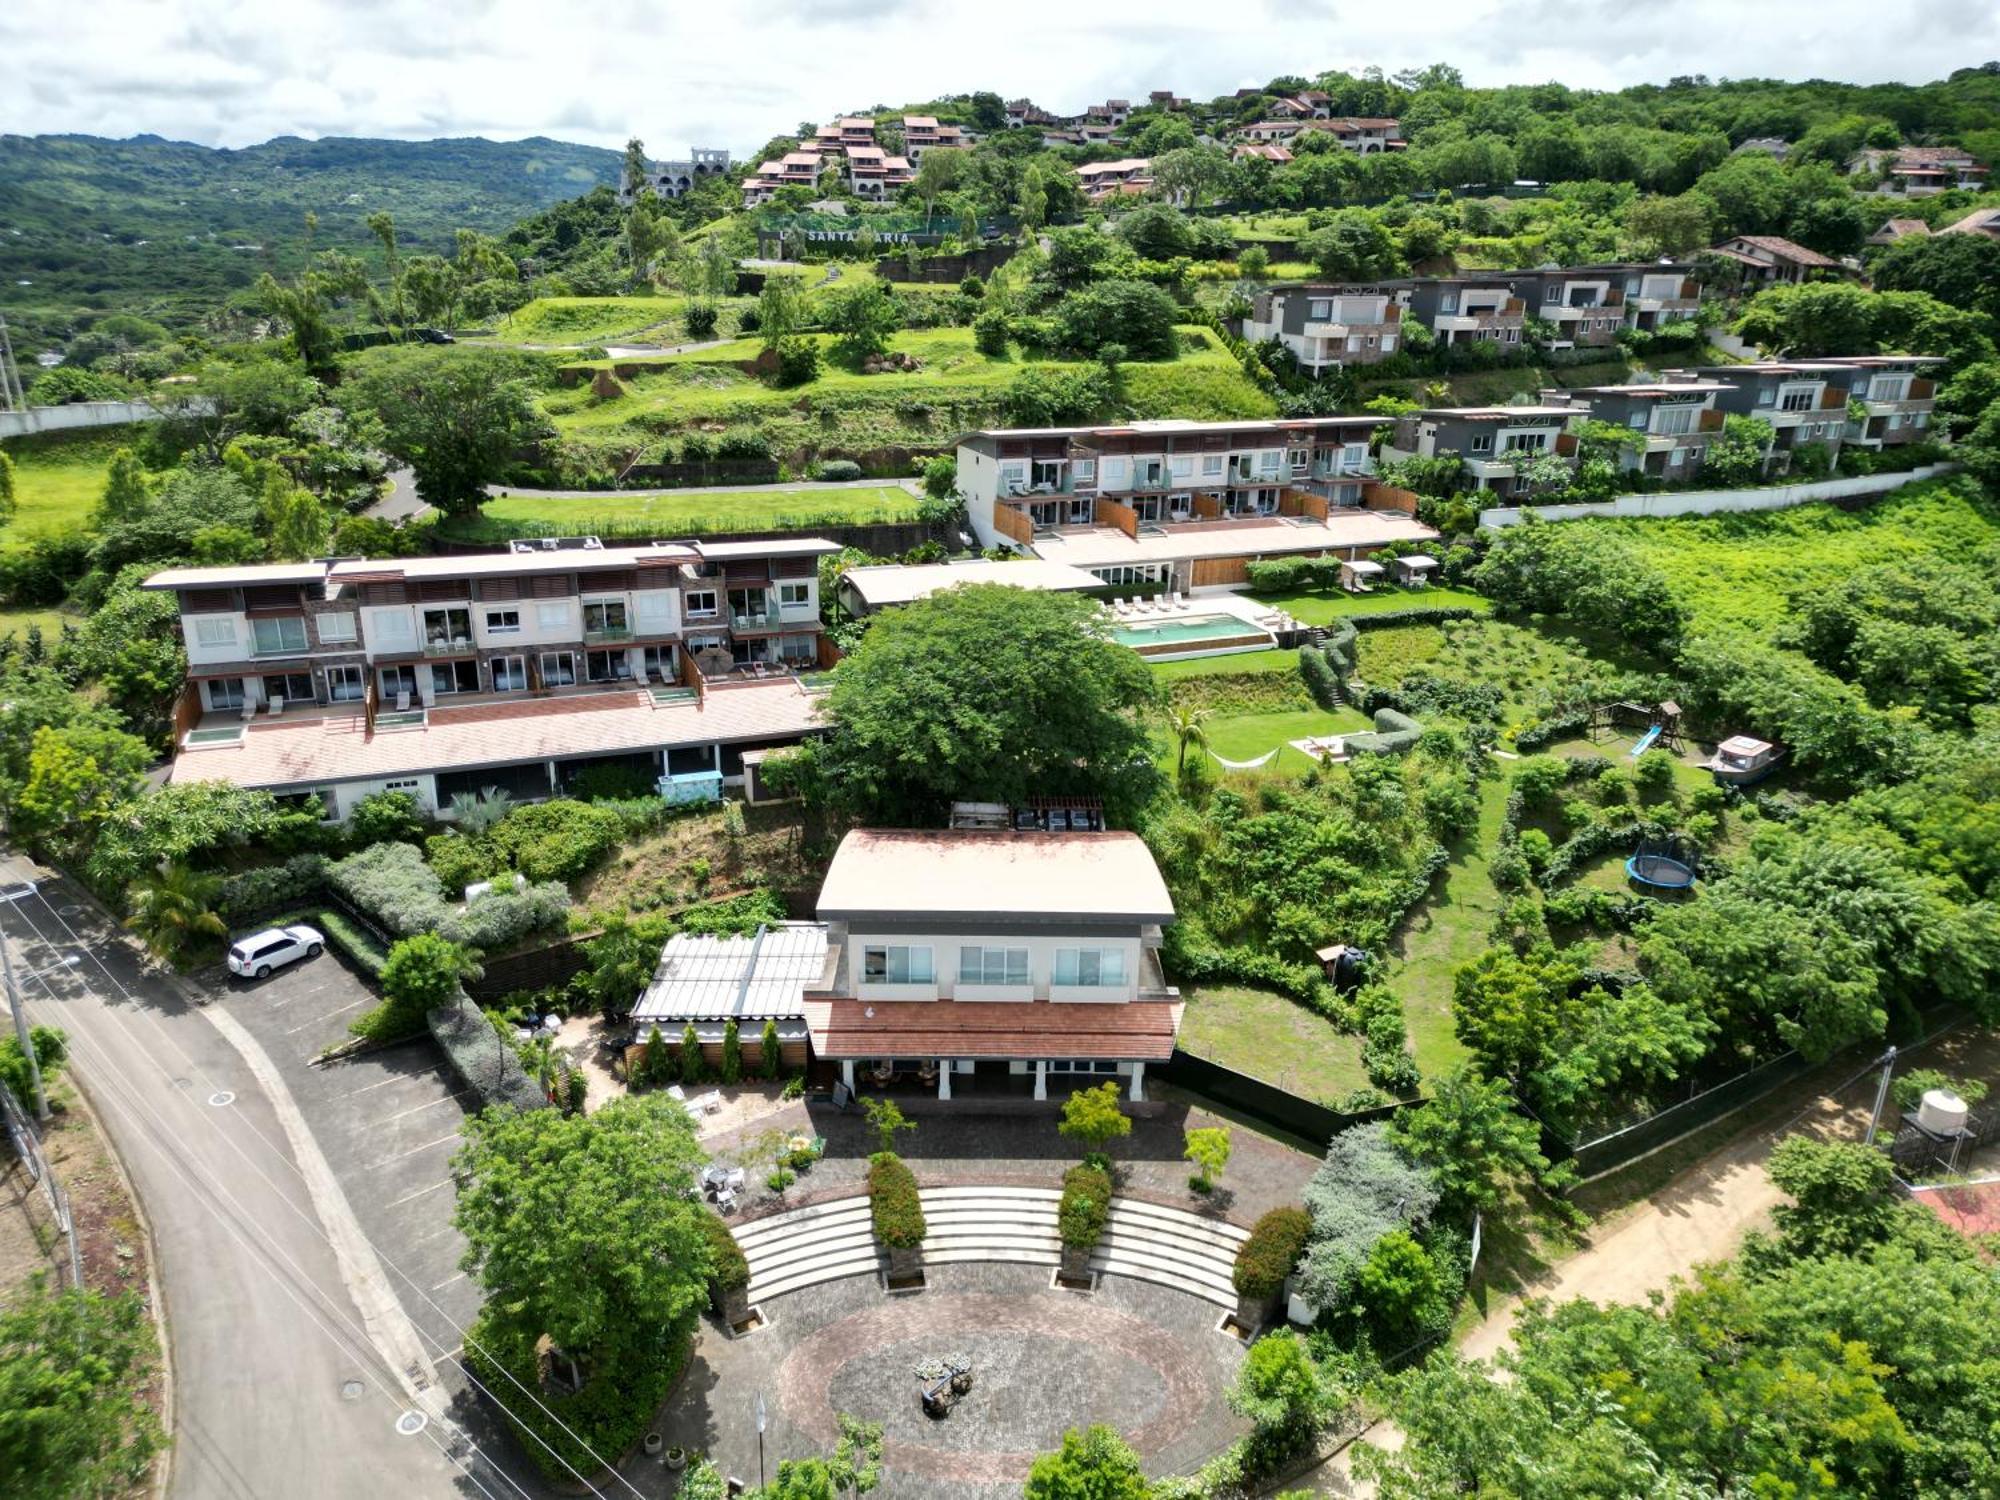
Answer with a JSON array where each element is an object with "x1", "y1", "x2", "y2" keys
[
  {"x1": 1422, "y1": 380, "x2": 1452, "y2": 404},
  {"x1": 125, "y1": 864, "x2": 227, "y2": 964},
  {"x1": 1167, "y1": 706, "x2": 1211, "y2": 779}
]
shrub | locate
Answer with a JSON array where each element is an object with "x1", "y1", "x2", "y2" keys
[
  {"x1": 678, "y1": 1021, "x2": 705, "y2": 1084},
  {"x1": 972, "y1": 308, "x2": 1009, "y2": 356},
  {"x1": 719, "y1": 1019, "x2": 742, "y2": 1084},
  {"x1": 1232, "y1": 1206, "x2": 1311, "y2": 1300},
  {"x1": 696, "y1": 1211, "x2": 750, "y2": 1293},
  {"x1": 816, "y1": 459, "x2": 864, "y2": 480},
  {"x1": 217, "y1": 853, "x2": 327, "y2": 923},
  {"x1": 438, "y1": 881, "x2": 569, "y2": 950},
  {"x1": 773, "y1": 336, "x2": 821, "y2": 386},
  {"x1": 866, "y1": 1152, "x2": 926, "y2": 1249},
  {"x1": 760, "y1": 1019, "x2": 782, "y2": 1080},
  {"x1": 352, "y1": 934, "x2": 479, "y2": 1043},
  {"x1": 485, "y1": 799, "x2": 622, "y2": 882},
  {"x1": 315, "y1": 907, "x2": 389, "y2": 979},
  {"x1": 1632, "y1": 748, "x2": 1678, "y2": 797},
  {"x1": 0, "y1": 1026, "x2": 66, "y2": 1114},
  {"x1": 425, "y1": 833, "x2": 492, "y2": 895},
  {"x1": 346, "y1": 790, "x2": 427, "y2": 847},
  {"x1": 683, "y1": 302, "x2": 719, "y2": 339},
  {"x1": 1890, "y1": 1068, "x2": 1989, "y2": 1113},
  {"x1": 1298, "y1": 645, "x2": 1342, "y2": 709},
  {"x1": 328, "y1": 841, "x2": 450, "y2": 936},
  {"x1": 1058, "y1": 1162, "x2": 1112, "y2": 1250}
]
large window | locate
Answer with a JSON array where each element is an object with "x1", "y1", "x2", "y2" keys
[
  {"x1": 250, "y1": 617, "x2": 307, "y2": 656},
  {"x1": 491, "y1": 656, "x2": 528, "y2": 692},
  {"x1": 539, "y1": 651, "x2": 578, "y2": 687},
  {"x1": 317, "y1": 612, "x2": 357, "y2": 644},
  {"x1": 484, "y1": 608, "x2": 522, "y2": 635},
  {"x1": 327, "y1": 664, "x2": 365, "y2": 702},
  {"x1": 778, "y1": 582, "x2": 812, "y2": 609},
  {"x1": 685, "y1": 590, "x2": 719, "y2": 619},
  {"x1": 1053, "y1": 948, "x2": 1125, "y2": 987},
  {"x1": 203, "y1": 677, "x2": 245, "y2": 711},
  {"x1": 261, "y1": 672, "x2": 313, "y2": 704},
  {"x1": 862, "y1": 945, "x2": 934, "y2": 985},
  {"x1": 959, "y1": 946, "x2": 1029, "y2": 986},
  {"x1": 536, "y1": 602, "x2": 572, "y2": 632},
  {"x1": 582, "y1": 600, "x2": 629, "y2": 635},
  {"x1": 193, "y1": 617, "x2": 238, "y2": 650}
]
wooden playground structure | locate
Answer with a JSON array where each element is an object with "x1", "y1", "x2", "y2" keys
[{"x1": 1587, "y1": 699, "x2": 1684, "y2": 756}]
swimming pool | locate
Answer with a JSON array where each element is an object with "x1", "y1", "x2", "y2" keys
[{"x1": 1111, "y1": 613, "x2": 1275, "y2": 660}]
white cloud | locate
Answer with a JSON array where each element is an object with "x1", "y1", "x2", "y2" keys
[{"x1": 0, "y1": 0, "x2": 1991, "y2": 151}]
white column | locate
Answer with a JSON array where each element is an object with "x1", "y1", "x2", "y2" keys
[
  {"x1": 840, "y1": 1059, "x2": 855, "y2": 1092},
  {"x1": 937, "y1": 1061, "x2": 952, "y2": 1101},
  {"x1": 1128, "y1": 1061, "x2": 1145, "y2": 1102},
  {"x1": 1033, "y1": 1060, "x2": 1047, "y2": 1101}
]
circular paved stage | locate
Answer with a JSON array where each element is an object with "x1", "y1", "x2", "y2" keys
[{"x1": 659, "y1": 1261, "x2": 1249, "y2": 1497}]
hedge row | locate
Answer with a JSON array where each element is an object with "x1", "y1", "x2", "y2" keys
[
  {"x1": 697, "y1": 1210, "x2": 750, "y2": 1293},
  {"x1": 1346, "y1": 707, "x2": 1423, "y2": 755},
  {"x1": 1231, "y1": 1206, "x2": 1311, "y2": 1300},
  {"x1": 429, "y1": 992, "x2": 549, "y2": 1112},
  {"x1": 866, "y1": 1152, "x2": 926, "y2": 1250},
  {"x1": 1298, "y1": 644, "x2": 1342, "y2": 710},
  {"x1": 1058, "y1": 1163, "x2": 1113, "y2": 1251},
  {"x1": 1348, "y1": 605, "x2": 1483, "y2": 630}
]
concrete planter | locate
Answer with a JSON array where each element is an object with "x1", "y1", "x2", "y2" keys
[
  {"x1": 717, "y1": 1282, "x2": 751, "y2": 1325},
  {"x1": 885, "y1": 1243, "x2": 925, "y2": 1286},
  {"x1": 1060, "y1": 1243, "x2": 1095, "y2": 1282},
  {"x1": 1235, "y1": 1287, "x2": 1277, "y2": 1331}
]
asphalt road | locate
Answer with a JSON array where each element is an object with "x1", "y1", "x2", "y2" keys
[{"x1": 0, "y1": 880, "x2": 479, "y2": 1500}]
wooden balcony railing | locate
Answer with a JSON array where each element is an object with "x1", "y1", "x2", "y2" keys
[
  {"x1": 1279, "y1": 488, "x2": 1329, "y2": 521},
  {"x1": 991, "y1": 502, "x2": 1035, "y2": 545},
  {"x1": 1094, "y1": 496, "x2": 1139, "y2": 539}
]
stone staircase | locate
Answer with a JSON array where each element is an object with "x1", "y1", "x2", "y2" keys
[{"x1": 734, "y1": 1186, "x2": 1249, "y2": 1308}]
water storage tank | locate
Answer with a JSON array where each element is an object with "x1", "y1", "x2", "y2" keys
[{"x1": 1917, "y1": 1089, "x2": 1969, "y2": 1136}]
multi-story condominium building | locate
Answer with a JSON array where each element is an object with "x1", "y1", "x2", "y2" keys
[
  {"x1": 1821, "y1": 356, "x2": 1944, "y2": 448},
  {"x1": 956, "y1": 416, "x2": 1436, "y2": 591},
  {"x1": 742, "y1": 151, "x2": 825, "y2": 206},
  {"x1": 1233, "y1": 143, "x2": 1294, "y2": 164},
  {"x1": 1004, "y1": 98, "x2": 1056, "y2": 129},
  {"x1": 1236, "y1": 117, "x2": 1400, "y2": 152},
  {"x1": 1705, "y1": 235, "x2": 1849, "y2": 286},
  {"x1": 1147, "y1": 90, "x2": 1190, "y2": 111},
  {"x1": 1850, "y1": 145, "x2": 1988, "y2": 195},
  {"x1": 1545, "y1": 380, "x2": 1732, "y2": 479},
  {"x1": 900, "y1": 116, "x2": 965, "y2": 164},
  {"x1": 1085, "y1": 100, "x2": 1132, "y2": 127},
  {"x1": 1268, "y1": 91, "x2": 1333, "y2": 120},
  {"x1": 1075, "y1": 158, "x2": 1154, "y2": 202},
  {"x1": 1687, "y1": 362, "x2": 1855, "y2": 472},
  {"x1": 802, "y1": 828, "x2": 1183, "y2": 1101},
  {"x1": 1401, "y1": 277, "x2": 1527, "y2": 348},
  {"x1": 1519, "y1": 266, "x2": 1632, "y2": 347},
  {"x1": 1238, "y1": 285, "x2": 1403, "y2": 372},
  {"x1": 619, "y1": 147, "x2": 732, "y2": 203},
  {"x1": 841, "y1": 145, "x2": 915, "y2": 199},
  {"x1": 1380, "y1": 406, "x2": 1579, "y2": 499},
  {"x1": 812, "y1": 117, "x2": 879, "y2": 151},
  {"x1": 143, "y1": 538, "x2": 840, "y2": 820}
]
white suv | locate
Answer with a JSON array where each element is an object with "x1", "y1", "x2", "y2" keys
[{"x1": 227, "y1": 925, "x2": 325, "y2": 980}]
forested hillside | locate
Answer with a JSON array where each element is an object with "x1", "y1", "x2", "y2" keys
[{"x1": 0, "y1": 133, "x2": 619, "y2": 341}]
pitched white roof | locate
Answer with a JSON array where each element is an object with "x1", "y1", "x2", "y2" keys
[
  {"x1": 1031, "y1": 511, "x2": 1436, "y2": 569},
  {"x1": 842, "y1": 559, "x2": 1103, "y2": 608}
]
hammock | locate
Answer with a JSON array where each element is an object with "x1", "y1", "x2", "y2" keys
[{"x1": 1208, "y1": 746, "x2": 1280, "y2": 771}]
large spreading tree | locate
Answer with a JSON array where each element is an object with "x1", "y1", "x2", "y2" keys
[
  {"x1": 811, "y1": 584, "x2": 1160, "y2": 823},
  {"x1": 341, "y1": 345, "x2": 549, "y2": 516}
]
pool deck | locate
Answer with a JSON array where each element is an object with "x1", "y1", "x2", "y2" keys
[{"x1": 1104, "y1": 592, "x2": 1303, "y2": 660}]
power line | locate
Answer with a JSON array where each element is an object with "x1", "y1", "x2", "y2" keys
[
  {"x1": 7, "y1": 888, "x2": 642, "y2": 1498},
  {"x1": 3, "y1": 950, "x2": 523, "y2": 1500}
]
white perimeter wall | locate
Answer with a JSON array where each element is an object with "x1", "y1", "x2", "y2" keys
[
  {"x1": 0, "y1": 397, "x2": 214, "y2": 439},
  {"x1": 1478, "y1": 464, "x2": 1956, "y2": 527}
]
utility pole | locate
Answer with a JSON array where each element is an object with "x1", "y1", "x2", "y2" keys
[
  {"x1": 0, "y1": 918, "x2": 50, "y2": 1123},
  {"x1": 1864, "y1": 1044, "x2": 1898, "y2": 1146}
]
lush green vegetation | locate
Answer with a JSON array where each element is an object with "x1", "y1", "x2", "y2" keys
[
  {"x1": 462, "y1": 482, "x2": 925, "y2": 542},
  {"x1": 0, "y1": 426, "x2": 132, "y2": 536},
  {"x1": 1179, "y1": 983, "x2": 1368, "y2": 1103}
]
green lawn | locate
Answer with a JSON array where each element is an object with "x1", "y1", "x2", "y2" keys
[
  {"x1": 1203, "y1": 706, "x2": 1372, "y2": 773},
  {"x1": 1, "y1": 424, "x2": 138, "y2": 536},
  {"x1": 1149, "y1": 648, "x2": 1301, "y2": 682},
  {"x1": 488, "y1": 295, "x2": 691, "y2": 346},
  {"x1": 1178, "y1": 984, "x2": 1369, "y2": 1104},
  {"x1": 0, "y1": 606, "x2": 72, "y2": 641},
  {"x1": 456, "y1": 483, "x2": 923, "y2": 541},
  {"x1": 1382, "y1": 769, "x2": 1505, "y2": 1080},
  {"x1": 1249, "y1": 584, "x2": 1492, "y2": 625},
  {"x1": 1602, "y1": 480, "x2": 2000, "y2": 635}
]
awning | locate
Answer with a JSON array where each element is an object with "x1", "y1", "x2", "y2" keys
[{"x1": 803, "y1": 996, "x2": 1182, "y2": 1062}]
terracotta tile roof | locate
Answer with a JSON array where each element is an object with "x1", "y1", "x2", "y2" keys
[
  {"x1": 804, "y1": 997, "x2": 1183, "y2": 1061},
  {"x1": 167, "y1": 679, "x2": 825, "y2": 792}
]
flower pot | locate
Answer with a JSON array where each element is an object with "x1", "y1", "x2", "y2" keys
[
  {"x1": 665, "y1": 1445, "x2": 688, "y2": 1471},
  {"x1": 642, "y1": 1433, "x2": 664, "y2": 1458}
]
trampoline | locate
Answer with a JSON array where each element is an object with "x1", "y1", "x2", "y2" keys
[{"x1": 1626, "y1": 844, "x2": 1697, "y2": 891}]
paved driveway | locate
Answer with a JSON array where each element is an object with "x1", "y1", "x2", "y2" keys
[{"x1": 198, "y1": 955, "x2": 482, "y2": 1360}]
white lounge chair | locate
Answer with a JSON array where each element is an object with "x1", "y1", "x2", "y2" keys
[
  {"x1": 395, "y1": 691, "x2": 411, "y2": 712},
  {"x1": 266, "y1": 695, "x2": 285, "y2": 715}
]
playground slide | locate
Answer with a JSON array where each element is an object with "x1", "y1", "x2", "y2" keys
[{"x1": 1630, "y1": 724, "x2": 1663, "y2": 757}]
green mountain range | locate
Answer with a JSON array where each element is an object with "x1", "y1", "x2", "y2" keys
[{"x1": 0, "y1": 132, "x2": 621, "y2": 340}]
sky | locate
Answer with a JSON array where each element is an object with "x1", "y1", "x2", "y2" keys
[{"x1": 2, "y1": 0, "x2": 1995, "y2": 153}]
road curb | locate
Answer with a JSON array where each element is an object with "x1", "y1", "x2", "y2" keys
[{"x1": 62, "y1": 1070, "x2": 177, "y2": 1500}]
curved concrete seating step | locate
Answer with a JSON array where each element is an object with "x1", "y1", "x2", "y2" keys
[{"x1": 739, "y1": 1185, "x2": 1252, "y2": 1307}]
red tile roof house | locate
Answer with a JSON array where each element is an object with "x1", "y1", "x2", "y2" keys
[
  {"x1": 1075, "y1": 158, "x2": 1153, "y2": 203},
  {"x1": 1705, "y1": 234, "x2": 1854, "y2": 285},
  {"x1": 742, "y1": 151, "x2": 825, "y2": 206},
  {"x1": 802, "y1": 828, "x2": 1184, "y2": 1102},
  {"x1": 1866, "y1": 216, "x2": 1932, "y2": 247},
  {"x1": 900, "y1": 115, "x2": 965, "y2": 165},
  {"x1": 1850, "y1": 144, "x2": 1989, "y2": 196},
  {"x1": 143, "y1": 538, "x2": 841, "y2": 820}
]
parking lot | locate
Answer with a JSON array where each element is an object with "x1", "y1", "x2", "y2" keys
[{"x1": 198, "y1": 950, "x2": 483, "y2": 1359}]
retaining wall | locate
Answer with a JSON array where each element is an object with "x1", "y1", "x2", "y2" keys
[
  {"x1": 1478, "y1": 463, "x2": 1956, "y2": 528},
  {"x1": 0, "y1": 398, "x2": 206, "y2": 439}
]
